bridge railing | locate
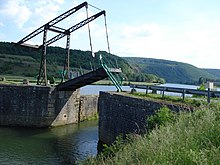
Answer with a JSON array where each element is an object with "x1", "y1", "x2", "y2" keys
[
  {"x1": 100, "y1": 54, "x2": 123, "y2": 92},
  {"x1": 130, "y1": 84, "x2": 220, "y2": 103}
]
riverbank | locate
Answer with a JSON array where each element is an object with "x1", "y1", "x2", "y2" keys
[
  {"x1": 82, "y1": 104, "x2": 220, "y2": 164},
  {"x1": 0, "y1": 75, "x2": 159, "y2": 86}
]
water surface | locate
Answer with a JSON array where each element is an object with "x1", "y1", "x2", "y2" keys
[
  {"x1": 80, "y1": 85, "x2": 130, "y2": 95},
  {"x1": 0, "y1": 120, "x2": 98, "y2": 165}
]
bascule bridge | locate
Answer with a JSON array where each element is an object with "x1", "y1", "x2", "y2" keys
[{"x1": 17, "y1": 1, "x2": 122, "y2": 92}]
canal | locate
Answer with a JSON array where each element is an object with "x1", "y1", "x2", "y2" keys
[
  {"x1": 0, "y1": 120, "x2": 98, "y2": 164},
  {"x1": 0, "y1": 85, "x2": 129, "y2": 164}
]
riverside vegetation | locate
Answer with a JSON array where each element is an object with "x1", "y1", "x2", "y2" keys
[
  {"x1": 2, "y1": 41, "x2": 220, "y2": 85},
  {"x1": 81, "y1": 94, "x2": 220, "y2": 165},
  {"x1": 0, "y1": 42, "x2": 165, "y2": 84}
]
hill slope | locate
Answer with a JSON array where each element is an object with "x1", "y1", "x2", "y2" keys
[
  {"x1": 124, "y1": 57, "x2": 218, "y2": 84},
  {"x1": 204, "y1": 69, "x2": 220, "y2": 78},
  {"x1": 1, "y1": 42, "x2": 219, "y2": 84},
  {"x1": 0, "y1": 42, "x2": 133, "y2": 79},
  {"x1": 0, "y1": 42, "x2": 165, "y2": 83}
]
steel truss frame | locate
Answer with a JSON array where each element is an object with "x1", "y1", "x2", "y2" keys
[{"x1": 17, "y1": 1, "x2": 106, "y2": 85}]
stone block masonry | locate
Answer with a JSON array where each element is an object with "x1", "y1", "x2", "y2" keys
[
  {"x1": 0, "y1": 84, "x2": 98, "y2": 127},
  {"x1": 49, "y1": 88, "x2": 81, "y2": 127},
  {"x1": 79, "y1": 95, "x2": 99, "y2": 121},
  {"x1": 98, "y1": 92, "x2": 194, "y2": 145},
  {"x1": 0, "y1": 84, "x2": 50, "y2": 127}
]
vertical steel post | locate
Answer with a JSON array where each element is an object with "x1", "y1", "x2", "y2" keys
[
  {"x1": 207, "y1": 88, "x2": 211, "y2": 103},
  {"x1": 182, "y1": 89, "x2": 185, "y2": 100},
  {"x1": 66, "y1": 34, "x2": 70, "y2": 78},
  {"x1": 145, "y1": 86, "x2": 148, "y2": 94},
  {"x1": 62, "y1": 33, "x2": 70, "y2": 82},
  {"x1": 162, "y1": 88, "x2": 165, "y2": 98},
  {"x1": 37, "y1": 25, "x2": 48, "y2": 85}
]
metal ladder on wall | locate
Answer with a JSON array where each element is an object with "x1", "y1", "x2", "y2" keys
[{"x1": 100, "y1": 55, "x2": 122, "y2": 92}]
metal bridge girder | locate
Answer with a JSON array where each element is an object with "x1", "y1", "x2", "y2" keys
[
  {"x1": 43, "y1": 10, "x2": 106, "y2": 47},
  {"x1": 17, "y1": 2, "x2": 88, "y2": 44},
  {"x1": 17, "y1": 1, "x2": 108, "y2": 86}
]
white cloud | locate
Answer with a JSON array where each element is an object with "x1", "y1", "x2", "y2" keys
[
  {"x1": 113, "y1": 23, "x2": 165, "y2": 57},
  {"x1": 73, "y1": 0, "x2": 79, "y2": 6},
  {"x1": 121, "y1": 23, "x2": 162, "y2": 39},
  {"x1": 111, "y1": 21, "x2": 220, "y2": 68},
  {"x1": 33, "y1": 3, "x2": 60, "y2": 24},
  {"x1": 0, "y1": 0, "x2": 31, "y2": 28},
  {"x1": 0, "y1": 0, "x2": 66, "y2": 30},
  {"x1": 54, "y1": 0, "x2": 64, "y2": 5}
]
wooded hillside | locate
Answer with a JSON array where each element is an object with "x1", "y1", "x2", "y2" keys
[
  {"x1": 0, "y1": 42, "x2": 165, "y2": 83},
  {"x1": 124, "y1": 57, "x2": 219, "y2": 84}
]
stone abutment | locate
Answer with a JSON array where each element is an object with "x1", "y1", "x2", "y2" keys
[
  {"x1": 98, "y1": 91, "x2": 194, "y2": 145},
  {"x1": 0, "y1": 84, "x2": 98, "y2": 127}
]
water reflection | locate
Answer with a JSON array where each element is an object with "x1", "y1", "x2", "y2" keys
[{"x1": 0, "y1": 120, "x2": 98, "y2": 165}]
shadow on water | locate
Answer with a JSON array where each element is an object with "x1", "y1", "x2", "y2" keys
[{"x1": 0, "y1": 120, "x2": 98, "y2": 165}]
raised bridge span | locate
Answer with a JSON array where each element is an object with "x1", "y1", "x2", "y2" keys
[
  {"x1": 16, "y1": 1, "x2": 122, "y2": 91},
  {"x1": 56, "y1": 66, "x2": 122, "y2": 91}
]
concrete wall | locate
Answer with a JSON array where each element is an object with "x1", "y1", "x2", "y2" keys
[
  {"x1": 0, "y1": 84, "x2": 98, "y2": 127},
  {"x1": 49, "y1": 89, "x2": 81, "y2": 127},
  {"x1": 98, "y1": 92, "x2": 194, "y2": 145},
  {"x1": 0, "y1": 84, "x2": 51, "y2": 127},
  {"x1": 79, "y1": 95, "x2": 99, "y2": 122}
]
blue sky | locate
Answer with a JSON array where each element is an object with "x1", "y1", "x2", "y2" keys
[{"x1": 1, "y1": 0, "x2": 220, "y2": 69}]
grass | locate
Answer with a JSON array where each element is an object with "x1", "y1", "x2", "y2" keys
[
  {"x1": 0, "y1": 75, "x2": 38, "y2": 85},
  {"x1": 81, "y1": 106, "x2": 220, "y2": 165},
  {"x1": 126, "y1": 91, "x2": 210, "y2": 108},
  {"x1": 81, "y1": 113, "x2": 99, "y2": 121},
  {"x1": 93, "y1": 80, "x2": 159, "y2": 86}
]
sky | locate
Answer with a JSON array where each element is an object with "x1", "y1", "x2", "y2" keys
[{"x1": 1, "y1": 0, "x2": 220, "y2": 69}]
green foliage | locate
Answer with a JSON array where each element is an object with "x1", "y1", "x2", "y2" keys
[
  {"x1": 129, "y1": 92, "x2": 206, "y2": 107},
  {"x1": 48, "y1": 76, "x2": 56, "y2": 84},
  {"x1": 205, "y1": 68, "x2": 220, "y2": 78},
  {"x1": 147, "y1": 106, "x2": 175, "y2": 131},
  {"x1": 102, "y1": 135, "x2": 125, "y2": 157},
  {"x1": 81, "y1": 106, "x2": 220, "y2": 165},
  {"x1": 1, "y1": 42, "x2": 220, "y2": 84},
  {"x1": 198, "y1": 83, "x2": 206, "y2": 90},
  {"x1": 0, "y1": 42, "x2": 165, "y2": 83},
  {"x1": 193, "y1": 83, "x2": 206, "y2": 98},
  {"x1": 124, "y1": 57, "x2": 218, "y2": 84},
  {"x1": 0, "y1": 77, "x2": 5, "y2": 81},
  {"x1": 198, "y1": 77, "x2": 206, "y2": 84}
]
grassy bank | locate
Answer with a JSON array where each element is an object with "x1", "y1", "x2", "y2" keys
[
  {"x1": 128, "y1": 92, "x2": 209, "y2": 107},
  {"x1": 93, "y1": 80, "x2": 158, "y2": 86},
  {"x1": 81, "y1": 105, "x2": 220, "y2": 164}
]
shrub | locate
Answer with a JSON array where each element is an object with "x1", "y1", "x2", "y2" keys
[
  {"x1": 193, "y1": 83, "x2": 206, "y2": 98},
  {"x1": 102, "y1": 135, "x2": 125, "y2": 157},
  {"x1": 147, "y1": 106, "x2": 176, "y2": 131},
  {"x1": 49, "y1": 76, "x2": 56, "y2": 84}
]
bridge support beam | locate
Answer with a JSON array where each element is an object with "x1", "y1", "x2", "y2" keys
[{"x1": 37, "y1": 27, "x2": 48, "y2": 85}]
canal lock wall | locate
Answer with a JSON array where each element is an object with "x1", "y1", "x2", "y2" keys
[
  {"x1": 0, "y1": 84, "x2": 98, "y2": 127},
  {"x1": 98, "y1": 91, "x2": 195, "y2": 145}
]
